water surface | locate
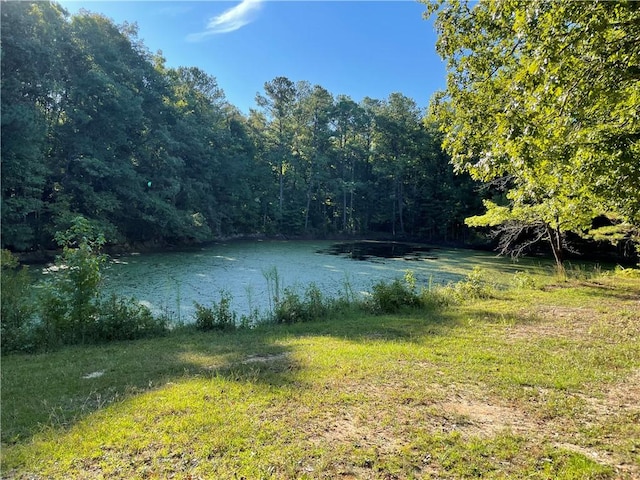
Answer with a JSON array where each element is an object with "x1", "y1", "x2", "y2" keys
[{"x1": 97, "y1": 240, "x2": 549, "y2": 322}]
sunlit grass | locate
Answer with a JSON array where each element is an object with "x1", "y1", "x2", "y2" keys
[{"x1": 2, "y1": 272, "x2": 639, "y2": 479}]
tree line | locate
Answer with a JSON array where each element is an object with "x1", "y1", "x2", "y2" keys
[{"x1": 1, "y1": 1, "x2": 481, "y2": 253}]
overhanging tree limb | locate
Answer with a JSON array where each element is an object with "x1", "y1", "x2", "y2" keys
[{"x1": 424, "y1": 0, "x2": 640, "y2": 266}]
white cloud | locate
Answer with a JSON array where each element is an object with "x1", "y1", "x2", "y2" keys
[{"x1": 187, "y1": 0, "x2": 263, "y2": 41}]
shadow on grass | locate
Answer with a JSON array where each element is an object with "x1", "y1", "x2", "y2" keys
[
  {"x1": 0, "y1": 330, "x2": 296, "y2": 445},
  {"x1": 1, "y1": 305, "x2": 463, "y2": 446}
]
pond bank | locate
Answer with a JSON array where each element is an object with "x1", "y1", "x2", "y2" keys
[{"x1": 16, "y1": 232, "x2": 488, "y2": 265}]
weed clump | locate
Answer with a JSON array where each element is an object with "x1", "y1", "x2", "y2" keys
[
  {"x1": 194, "y1": 291, "x2": 237, "y2": 331},
  {"x1": 511, "y1": 270, "x2": 537, "y2": 289},
  {"x1": 614, "y1": 265, "x2": 640, "y2": 278},
  {"x1": 364, "y1": 268, "x2": 497, "y2": 314},
  {"x1": 438, "y1": 267, "x2": 494, "y2": 302},
  {"x1": 1, "y1": 250, "x2": 38, "y2": 353},
  {"x1": 367, "y1": 278, "x2": 419, "y2": 314},
  {"x1": 273, "y1": 284, "x2": 329, "y2": 324}
]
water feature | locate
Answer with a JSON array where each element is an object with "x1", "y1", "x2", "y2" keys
[{"x1": 84, "y1": 240, "x2": 552, "y2": 323}]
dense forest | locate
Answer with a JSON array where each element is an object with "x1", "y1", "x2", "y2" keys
[
  {"x1": 3, "y1": 1, "x2": 639, "y2": 266},
  {"x1": 1, "y1": 1, "x2": 482, "y2": 253}
]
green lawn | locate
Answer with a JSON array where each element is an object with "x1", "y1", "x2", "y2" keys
[{"x1": 2, "y1": 273, "x2": 639, "y2": 479}]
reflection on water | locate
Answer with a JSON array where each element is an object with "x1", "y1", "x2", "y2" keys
[
  {"x1": 317, "y1": 240, "x2": 438, "y2": 261},
  {"x1": 54, "y1": 240, "x2": 555, "y2": 322}
]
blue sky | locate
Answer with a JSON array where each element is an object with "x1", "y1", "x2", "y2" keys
[{"x1": 59, "y1": 1, "x2": 446, "y2": 114}]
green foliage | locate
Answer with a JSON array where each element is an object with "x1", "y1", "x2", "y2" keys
[
  {"x1": 367, "y1": 277, "x2": 420, "y2": 314},
  {"x1": 453, "y1": 267, "x2": 494, "y2": 300},
  {"x1": 511, "y1": 271, "x2": 537, "y2": 290},
  {"x1": 2, "y1": 3, "x2": 478, "y2": 250},
  {"x1": 426, "y1": 0, "x2": 640, "y2": 263},
  {"x1": 272, "y1": 288, "x2": 306, "y2": 324},
  {"x1": 417, "y1": 276, "x2": 454, "y2": 309},
  {"x1": 36, "y1": 217, "x2": 167, "y2": 349},
  {"x1": 437, "y1": 267, "x2": 495, "y2": 303},
  {"x1": 262, "y1": 266, "x2": 282, "y2": 315},
  {"x1": 1, "y1": 251, "x2": 38, "y2": 353},
  {"x1": 272, "y1": 284, "x2": 329, "y2": 324},
  {"x1": 194, "y1": 291, "x2": 237, "y2": 331},
  {"x1": 93, "y1": 295, "x2": 167, "y2": 342},
  {"x1": 40, "y1": 217, "x2": 107, "y2": 345},
  {"x1": 362, "y1": 268, "x2": 495, "y2": 314},
  {"x1": 301, "y1": 283, "x2": 328, "y2": 320},
  {"x1": 614, "y1": 265, "x2": 640, "y2": 278}
]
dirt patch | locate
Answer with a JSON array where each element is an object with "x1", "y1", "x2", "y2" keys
[
  {"x1": 605, "y1": 369, "x2": 640, "y2": 410},
  {"x1": 505, "y1": 303, "x2": 640, "y2": 343},
  {"x1": 503, "y1": 306, "x2": 595, "y2": 341},
  {"x1": 434, "y1": 398, "x2": 536, "y2": 437}
]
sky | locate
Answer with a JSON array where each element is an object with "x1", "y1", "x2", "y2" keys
[{"x1": 58, "y1": 0, "x2": 447, "y2": 115}]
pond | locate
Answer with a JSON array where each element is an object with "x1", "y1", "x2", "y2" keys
[{"x1": 89, "y1": 240, "x2": 554, "y2": 323}]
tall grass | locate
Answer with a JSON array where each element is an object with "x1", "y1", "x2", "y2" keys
[{"x1": 262, "y1": 265, "x2": 281, "y2": 315}]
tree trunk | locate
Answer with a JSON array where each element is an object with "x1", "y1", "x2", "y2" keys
[
  {"x1": 278, "y1": 161, "x2": 284, "y2": 219},
  {"x1": 342, "y1": 184, "x2": 347, "y2": 232},
  {"x1": 398, "y1": 178, "x2": 404, "y2": 235},
  {"x1": 546, "y1": 223, "x2": 565, "y2": 275}
]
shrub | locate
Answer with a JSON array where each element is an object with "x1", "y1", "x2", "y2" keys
[
  {"x1": 93, "y1": 294, "x2": 167, "y2": 341},
  {"x1": 511, "y1": 270, "x2": 536, "y2": 289},
  {"x1": 194, "y1": 291, "x2": 237, "y2": 331},
  {"x1": 40, "y1": 217, "x2": 107, "y2": 345},
  {"x1": 271, "y1": 284, "x2": 330, "y2": 324},
  {"x1": 273, "y1": 288, "x2": 305, "y2": 324},
  {"x1": 367, "y1": 278, "x2": 419, "y2": 314},
  {"x1": 614, "y1": 265, "x2": 640, "y2": 278},
  {"x1": 36, "y1": 217, "x2": 168, "y2": 349},
  {"x1": 418, "y1": 280, "x2": 453, "y2": 309},
  {"x1": 453, "y1": 267, "x2": 493, "y2": 300},
  {"x1": 303, "y1": 283, "x2": 328, "y2": 319},
  {"x1": 1, "y1": 250, "x2": 38, "y2": 354}
]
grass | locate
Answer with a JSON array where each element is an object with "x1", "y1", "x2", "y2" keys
[{"x1": 2, "y1": 271, "x2": 639, "y2": 479}]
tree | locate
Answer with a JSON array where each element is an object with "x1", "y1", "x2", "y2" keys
[
  {"x1": 256, "y1": 77, "x2": 298, "y2": 226},
  {"x1": 163, "y1": 66, "x2": 226, "y2": 239},
  {"x1": 425, "y1": 0, "x2": 640, "y2": 268},
  {"x1": 49, "y1": 12, "x2": 149, "y2": 242},
  {"x1": 0, "y1": 1, "x2": 69, "y2": 250},
  {"x1": 370, "y1": 93, "x2": 423, "y2": 235},
  {"x1": 333, "y1": 95, "x2": 365, "y2": 233},
  {"x1": 294, "y1": 84, "x2": 335, "y2": 232},
  {"x1": 41, "y1": 216, "x2": 107, "y2": 345}
]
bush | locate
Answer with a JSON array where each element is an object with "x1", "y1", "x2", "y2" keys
[
  {"x1": 194, "y1": 291, "x2": 237, "y2": 331},
  {"x1": 1, "y1": 250, "x2": 38, "y2": 354},
  {"x1": 34, "y1": 217, "x2": 168, "y2": 350},
  {"x1": 40, "y1": 217, "x2": 107, "y2": 346},
  {"x1": 272, "y1": 284, "x2": 330, "y2": 324},
  {"x1": 273, "y1": 288, "x2": 305, "y2": 324},
  {"x1": 93, "y1": 295, "x2": 167, "y2": 341},
  {"x1": 511, "y1": 270, "x2": 537, "y2": 289},
  {"x1": 303, "y1": 283, "x2": 328, "y2": 320},
  {"x1": 453, "y1": 267, "x2": 493, "y2": 300},
  {"x1": 418, "y1": 284, "x2": 453, "y2": 310},
  {"x1": 614, "y1": 265, "x2": 640, "y2": 278},
  {"x1": 367, "y1": 278, "x2": 419, "y2": 314},
  {"x1": 436, "y1": 267, "x2": 494, "y2": 304}
]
